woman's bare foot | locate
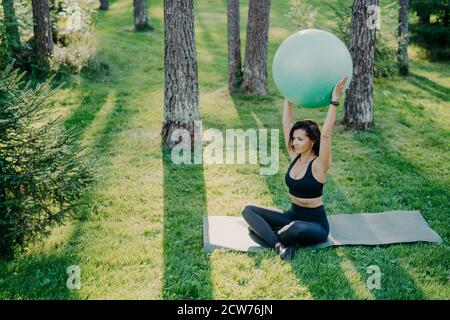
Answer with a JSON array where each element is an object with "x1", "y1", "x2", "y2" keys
[{"x1": 275, "y1": 242, "x2": 295, "y2": 260}]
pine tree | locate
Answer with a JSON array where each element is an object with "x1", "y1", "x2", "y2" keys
[{"x1": 0, "y1": 65, "x2": 96, "y2": 259}]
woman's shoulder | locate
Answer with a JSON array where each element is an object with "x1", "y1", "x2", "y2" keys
[{"x1": 312, "y1": 156, "x2": 327, "y2": 184}]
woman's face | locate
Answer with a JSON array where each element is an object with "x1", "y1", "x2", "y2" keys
[{"x1": 292, "y1": 129, "x2": 314, "y2": 153}]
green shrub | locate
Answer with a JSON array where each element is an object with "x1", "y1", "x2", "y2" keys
[
  {"x1": 410, "y1": 22, "x2": 450, "y2": 61},
  {"x1": 0, "y1": 0, "x2": 108, "y2": 76},
  {"x1": 410, "y1": 0, "x2": 449, "y2": 61},
  {"x1": 0, "y1": 64, "x2": 98, "y2": 259},
  {"x1": 285, "y1": 0, "x2": 318, "y2": 30},
  {"x1": 49, "y1": 0, "x2": 109, "y2": 77}
]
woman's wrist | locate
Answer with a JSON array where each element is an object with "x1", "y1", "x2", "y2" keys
[{"x1": 330, "y1": 99, "x2": 340, "y2": 106}]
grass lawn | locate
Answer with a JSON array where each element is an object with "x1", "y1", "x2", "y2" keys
[{"x1": 0, "y1": 0, "x2": 448, "y2": 299}]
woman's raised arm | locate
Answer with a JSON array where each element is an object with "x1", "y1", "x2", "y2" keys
[
  {"x1": 283, "y1": 98, "x2": 296, "y2": 159},
  {"x1": 317, "y1": 76, "x2": 348, "y2": 173}
]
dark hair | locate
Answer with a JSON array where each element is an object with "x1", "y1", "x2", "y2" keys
[{"x1": 288, "y1": 119, "x2": 321, "y2": 156}]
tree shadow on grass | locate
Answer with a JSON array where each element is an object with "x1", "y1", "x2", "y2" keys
[
  {"x1": 0, "y1": 227, "x2": 85, "y2": 299},
  {"x1": 62, "y1": 89, "x2": 111, "y2": 134},
  {"x1": 339, "y1": 123, "x2": 448, "y2": 299},
  {"x1": 161, "y1": 142, "x2": 213, "y2": 299},
  {"x1": 406, "y1": 72, "x2": 450, "y2": 102}
]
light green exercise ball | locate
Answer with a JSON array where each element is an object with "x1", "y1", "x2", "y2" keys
[{"x1": 272, "y1": 29, "x2": 353, "y2": 108}]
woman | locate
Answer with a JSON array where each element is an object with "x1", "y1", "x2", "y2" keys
[{"x1": 242, "y1": 76, "x2": 348, "y2": 260}]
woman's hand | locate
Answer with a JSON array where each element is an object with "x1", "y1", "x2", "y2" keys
[{"x1": 332, "y1": 76, "x2": 349, "y2": 101}]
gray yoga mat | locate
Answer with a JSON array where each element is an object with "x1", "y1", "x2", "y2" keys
[{"x1": 203, "y1": 210, "x2": 443, "y2": 252}]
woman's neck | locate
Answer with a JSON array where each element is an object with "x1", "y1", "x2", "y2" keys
[{"x1": 299, "y1": 150, "x2": 315, "y2": 164}]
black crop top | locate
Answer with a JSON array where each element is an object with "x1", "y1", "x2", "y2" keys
[{"x1": 285, "y1": 154, "x2": 324, "y2": 198}]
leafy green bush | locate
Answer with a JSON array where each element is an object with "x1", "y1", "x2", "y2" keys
[
  {"x1": 0, "y1": 0, "x2": 108, "y2": 76},
  {"x1": 50, "y1": 0, "x2": 109, "y2": 77},
  {"x1": 285, "y1": 0, "x2": 318, "y2": 30},
  {"x1": 410, "y1": 0, "x2": 449, "y2": 61},
  {"x1": 0, "y1": 64, "x2": 98, "y2": 259}
]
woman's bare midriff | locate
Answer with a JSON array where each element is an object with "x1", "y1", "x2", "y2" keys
[{"x1": 290, "y1": 195, "x2": 323, "y2": 208}]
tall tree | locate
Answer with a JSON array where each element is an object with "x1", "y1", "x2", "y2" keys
[
  {"x1": 240, "y1": 0, "x2": 271, "y2": 95},
  {"x1": 2, "y1": 0, "x2": 21, "y2": 56},
  {"x1": 227, "y1": 0, "x2": 243, "y2": 93},
  {"x1": 134, "y1": 0, "x2": 153, "y2": 31},
  {"x1": 342, "y1": 0, "x2": 378, "y2": 130},
  {"x1": 161, "y1": 0, "x2": 200, "y2": 149},
  {"x1": 398, "y1": 0, "x2": 409, "y2": 75},
  {"x1": 99, "y1": 0, "x2": 108, "y2": 11},
  {"x1": 32, "y1": 0, "x2": 54, "y2": 70}
]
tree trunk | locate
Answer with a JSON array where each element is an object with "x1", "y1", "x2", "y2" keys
[
  {"x1": 342, "y1": 0, "x2": 378, "y2": 130},
  {"x1": 240, "y1": 0, "x2": 271, "y2": 95},
  {"x1": 443, "y1": 6, "x2": 449, "y2": 26},
  {"x1": 161, "y1": 0, "x2": 200, "y2": 149},
  {"x1": 2, "y1": 0, "x2": 21, "y2": 55},
  {"x1": 227, "y1": 0, "x2": 243, "y2": 93},
  {"x1": 398, "y1": 0, "x2": 409, "y2": 76},
  {"x1": 99, "y1": 0, "x2": 108, "y2": 11},
  {"x1": 31, "y1": 0, "x2": 53, "y2": 70},
  {"x1": 134, "y1": 0, "x2": 153, "y2": 31},
  {"x1": 418, "y1": 12, "x2": 429, "y2": 24}
]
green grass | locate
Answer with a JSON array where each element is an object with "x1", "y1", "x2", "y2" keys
[{"x1": 0, "y1": 0, "x2": 449, "y2": 299}]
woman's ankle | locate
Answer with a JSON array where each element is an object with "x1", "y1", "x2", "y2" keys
[{"x1": 277, "y1": 244, "x2": 294, "y2": 260}]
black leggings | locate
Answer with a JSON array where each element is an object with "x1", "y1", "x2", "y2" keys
[{"x1": 242, "y1": 203, "x2": 329, "y2": 248}]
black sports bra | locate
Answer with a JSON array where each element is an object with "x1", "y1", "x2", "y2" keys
[{"x1": 285, "y1": 154, "x2": 324, "y2": 199}]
